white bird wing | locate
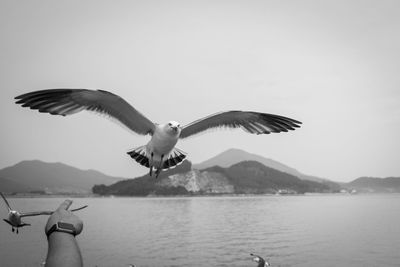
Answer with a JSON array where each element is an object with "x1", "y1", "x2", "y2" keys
[
  {"x1": 0, "y1": 192, "x2": 12, "y2": 211},
  {"x1": 20, "y1": 211, "x2": 53, "y2": 217},
  {"x1": 15, "y1": 89, "x2": 155, "y2": 136},
  {"x1": 20, "y1": 205, "x2": 87, "y2": 217},
  {"x1": 180, "y1": 111, "x2": 302, "y2": 139}
]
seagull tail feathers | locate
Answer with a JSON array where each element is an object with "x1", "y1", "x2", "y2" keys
[
  {"x1": 127, "y1": 146, "x2": 150, "y2": 168},
  {"x1": 19, "y1": 222, "x2": 31, "y2": 227},
  {"x1": 162, "y1": 147, "x2": 187, "y2": 170}
]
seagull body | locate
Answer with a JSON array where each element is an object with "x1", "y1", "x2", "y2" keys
[
  {"x1": 8, "y1": 210, "x2": 25, "y2": 228},
  {"x1": 137, "y1": 121, "x2": 183, "y2": 176},
  {"x1": 15, "y1": 89, "x2": 302, "y2": 177},
  {"x1": 1, "y1": 192, "x2": 32, "y2": 231},
  {"x1": 250, "y1": 253, "x2": 270, "y2": 267},
  {"x1": 149, "y1": 123, "x2": 179, "y2": 159}
]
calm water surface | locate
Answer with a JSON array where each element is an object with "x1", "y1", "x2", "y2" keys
[{"x1": 0, "y1": 194, "x2": 399, "y2": 267}]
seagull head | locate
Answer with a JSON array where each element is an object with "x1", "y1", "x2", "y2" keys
[
  {"x1": 166, "y1": 121, "x2": 181, "y2": 135},
  {"x1": 9, "y1": 210, "x2": 20, "y2": 219}
]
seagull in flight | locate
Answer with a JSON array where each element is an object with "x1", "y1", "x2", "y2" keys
[
  {"x1": 250, "y1": 253, "x2": 271, "y2": 267},
  {"x1": 15, "y1": 89, "x2": 301, "y2": 178},
  {"x1": 1, "y1": 192, "x2": 87, "y2": 234}
]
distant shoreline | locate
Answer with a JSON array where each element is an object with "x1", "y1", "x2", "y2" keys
[{"x1": 4, "y1": 192, "x2": 400, "y2": 198}]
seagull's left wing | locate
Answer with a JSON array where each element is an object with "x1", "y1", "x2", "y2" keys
[
  {"x1": 0, "y1": 192, "x2": 12, "y2": 211},
  {"x1": 180, "y1": 111, "x2": 301, "y2": 139}
]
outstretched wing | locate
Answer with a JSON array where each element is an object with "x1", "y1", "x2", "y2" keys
[
  {"x1": 20, "y1": 205, "x2": 88, "y2": 217},
  {"x1": 69, "y1": 205, "x2": 88, "y2": 212},
  {"x1": 15, "y1": 89, "x2": 155, "y2": 135},
  {"x1": 0, "y1": 192, "x2": 12, "y2": 211},
  {"x1": 20, "y1": 211, "x2": 52, "y2": 217},
  {"x1": 180, "y1": 111, "x2": 301, "y2": 139},
  {"x1": 250, "y1": 253, "x2": 266, "y2": 265}
]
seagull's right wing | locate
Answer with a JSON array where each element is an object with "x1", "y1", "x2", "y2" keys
[
  {"x1": 0, "y1": 192, "x2": 12, "y2": 211},
  {"x1": 20, "y1": 205, "x2": 88, "y2": 217},
  {"x1": 20, "y1": 211, "x2": 53, "y2": 217},
  {"x1": 15, "y1": 89, "x2": 155, "y2": 136},
  {"x1": 70, "y1": 205, "x2": 88, "y2": 212}
]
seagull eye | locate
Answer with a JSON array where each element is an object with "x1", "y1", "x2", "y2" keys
[{"x1": 168, "y1": 123, "x2": 172, "y2": 126}]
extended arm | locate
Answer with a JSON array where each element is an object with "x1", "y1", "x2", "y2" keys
[
  {"x1": 46, "y1": 232, "x2": 83, "y2": 267},
  {"x1": 45, "y1": 200, "x2": 84, "y2": 267}
]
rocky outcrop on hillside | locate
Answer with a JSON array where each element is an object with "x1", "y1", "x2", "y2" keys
[
  {"x1": 159, "y1": 170, "x2": 234, "y2": 193},
  {"x1": 93, "y1": 160, "x2": 332, "y2": 196}
]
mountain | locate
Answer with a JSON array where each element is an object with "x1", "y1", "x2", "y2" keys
[
  {"x1": 93, "y1": 161, "x2": 193, "y2": 196},
  {"x1": 193, "y1": 148, "x2": 327, "y2": 183},
  {"x1": 0, "y1": 160, "x2": 125, "y2": 194},
  {"x1": 346, "y1": 177, "x2": 400, "y2": 193},
  {"x1": 93, "y1": 160, "x2": 331, "y2": 196},
  {"x1": 0, "y1": 177, "x2": 31, "y2": 193},
  {"x1": 201, "y1": 161, "x2": 330, "y2": 194}
]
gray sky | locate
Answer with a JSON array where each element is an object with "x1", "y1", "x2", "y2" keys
[{"x1": 1, "y1": 0, "x2": 399, "y2": 182}]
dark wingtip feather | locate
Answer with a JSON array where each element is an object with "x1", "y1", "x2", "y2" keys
[
  {"x1": 290, "y1": 118, "x2": 302, "y2": 125},
  {"x1": 15, "y1": 89, "x2": 74, "y2": 101},
  {"x1": 291, "y1": 120, "x2": 302, "y2": 126}
]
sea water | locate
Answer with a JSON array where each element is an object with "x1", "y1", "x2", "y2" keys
[{"x1": 0, "y1": 194, "x2": 399, "y2": 267}]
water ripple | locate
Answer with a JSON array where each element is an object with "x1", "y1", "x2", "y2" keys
[{"x1": 1, "y1": 195, "x2": 400, "y2": 267}]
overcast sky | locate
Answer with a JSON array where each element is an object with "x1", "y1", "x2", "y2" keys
[{"x1": 1, "y1": 0, "x2": 399, "y2": 182}]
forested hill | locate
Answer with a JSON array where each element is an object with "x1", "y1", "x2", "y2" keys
[
  {"x1": 93, "y1": 160, "x2": 333, "y2": 196},
  {"x1": 93, "y1": 161, "x2": 192, "y2": 196},
  {"x1": 0, "y1": 160, "x2": 124, "y2": 194},
  {"x1": 347, "y1": 177, "x2": 400, "y2": 193}
]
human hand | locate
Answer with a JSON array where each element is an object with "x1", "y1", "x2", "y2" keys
[{"x1": 45, "y1": 200, "x2": 83, "y2": 236}]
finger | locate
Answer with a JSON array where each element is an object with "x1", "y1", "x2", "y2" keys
[{"x1": 58, "y1": 199, "x2": 73, "y2": 211}]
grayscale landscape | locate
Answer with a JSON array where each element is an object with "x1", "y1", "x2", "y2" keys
[{"x1": 1, "y1": 1, "x2": 400, "y2": 266}]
